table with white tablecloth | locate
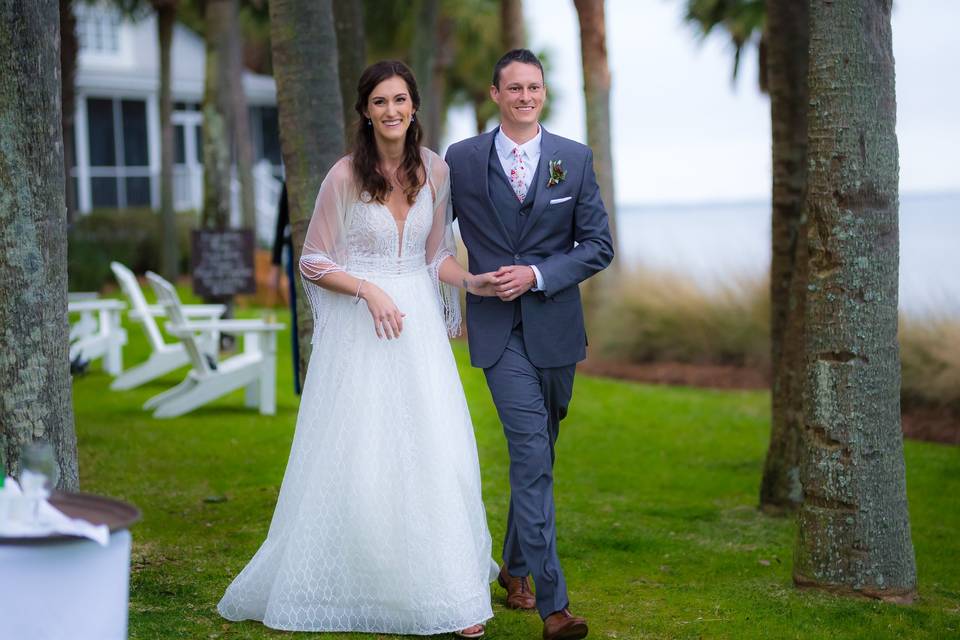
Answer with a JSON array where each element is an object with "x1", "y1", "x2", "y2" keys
[{"x1": 0, "y1": 492, "x2": 139, "y2": 640}]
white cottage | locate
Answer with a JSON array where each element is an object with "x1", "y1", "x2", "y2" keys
[{"x1": 72, "y1": 3, "x2": 282, "y2": 237}]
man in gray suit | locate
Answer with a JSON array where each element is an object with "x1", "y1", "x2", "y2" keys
[{"x1": 445, "y1": 49, "x2": 614, "y2": 640}]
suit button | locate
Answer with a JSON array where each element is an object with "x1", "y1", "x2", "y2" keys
[{"x1": 513, "y1": 254, "x2": 520, "y2": 261}]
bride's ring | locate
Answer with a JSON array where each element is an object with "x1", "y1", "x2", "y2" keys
[{"x1": 506, "y1": 288, "x2": 513, "y2": 295}]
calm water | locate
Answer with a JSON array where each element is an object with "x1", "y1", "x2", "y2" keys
[{"x1": 617, "y1": 192, "x2": 959, "y2": 316}]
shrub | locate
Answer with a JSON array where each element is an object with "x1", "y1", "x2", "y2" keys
[
  {"x1": 588, "y1": 267, "x2": 770, "y2": 369},
  {"x1": 900, "y1": 316, "x2": 960, "y2": 414},
  {"x1": 68, "y1": 208, "x2": 196, "y2": 291},
  {"x1": 587, "y1": 266, "x2": 960, "y2": 418}
]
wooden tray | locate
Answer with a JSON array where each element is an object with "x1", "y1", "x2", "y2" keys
[{"x1": 0, "y1": 491, "x2": 140, "y2": 546}]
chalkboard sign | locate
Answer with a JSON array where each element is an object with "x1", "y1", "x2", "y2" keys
[{"x1": 191, "y1": 229, "x2": 256, "y2": 298}]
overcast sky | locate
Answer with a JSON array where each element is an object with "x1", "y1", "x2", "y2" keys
[{"x1": 444, "y1": 0, "x2": 960, "y2": 205}]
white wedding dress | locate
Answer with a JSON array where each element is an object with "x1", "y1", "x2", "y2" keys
[{"x1": 217, "y1": 149, "x2": 497, "y2": 633}]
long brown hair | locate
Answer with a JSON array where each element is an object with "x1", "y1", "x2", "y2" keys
[{"x1": 351, "y1": 60, "x2": 424, "y2": 205}]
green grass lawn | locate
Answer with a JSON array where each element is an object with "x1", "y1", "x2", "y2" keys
[{"x1": 72, "y1": 301, "x2": 960, "y2": 639}]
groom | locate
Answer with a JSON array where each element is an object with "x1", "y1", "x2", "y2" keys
[{"x1": 446, "y1": 49, "x2": 614, "y2": 640}]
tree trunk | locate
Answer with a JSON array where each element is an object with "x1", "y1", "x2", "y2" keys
[
  {"x1": 333, "y1": 0, "x2": 365, "y2": 141},
  {"x1": 60, "y1": 0, "x2": 77, "y2": 224},
  {"x1": 228, "y1": 0, "x2": 256, "y2": 230},
  {"x1": 758, "y1": 0, "x2": 808, "y2": 513},
  {"x1": 473, "y1": 93, "x2": 487, "y2": 135},
  {"x1": 410, "y1": 0, "x2": 440, "y2": 150},
  {"x1": 270, "y1": 0, "x2": 345, "y2": 387},
  {"x1": 500, "y1": 0, "x2": 525, "y2": 50},
  {"x1": 202, "y1": 0, "x2": 234, "y2": 230},
  {"x1": 432, "y1": 10, "x2": 455, "y2": 147},
  {"x1": 156, "y1": 0, "x2": 179, "y2": 280},
  {"x1": 0, "y1": 0, "x2": 79, "y2": 490},
  {"x1": 573, "y1": 0, "x2": 619, "y2": 266},
  {"x1": 794, "y1": 0, "x2": 916, "y2": 602}
]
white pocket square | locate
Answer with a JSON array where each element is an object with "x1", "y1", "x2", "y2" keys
[{"x1": 549, "y1": 196, "x2": 572, "y2": 205}]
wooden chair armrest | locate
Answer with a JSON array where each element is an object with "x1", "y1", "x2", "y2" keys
[
  {"x1": 132, "y1": 304, "x2": 227, "y2": 320},
  {"x1": 68, "y1": 299, "x2": 126, "y2": 312},
  {"x1": 164, "y1": 320, "x2": 284, "y2": 336}
]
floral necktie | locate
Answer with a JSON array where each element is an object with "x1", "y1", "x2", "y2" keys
[{"x1": 509, "y1": 147, "x2": 528, "y2": 203}]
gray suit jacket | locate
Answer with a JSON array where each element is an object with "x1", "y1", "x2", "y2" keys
[{"x1": 445, "y1": 126, "x2": 614, "y2": 369}]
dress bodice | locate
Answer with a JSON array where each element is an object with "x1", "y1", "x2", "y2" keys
[{"x1": 345, "y1": 186, "x2": 432, "y2": 274}]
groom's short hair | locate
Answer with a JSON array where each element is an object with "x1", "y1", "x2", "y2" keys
[{"x1": 492, "y1": 49, "x2": 544, "y2": 88}]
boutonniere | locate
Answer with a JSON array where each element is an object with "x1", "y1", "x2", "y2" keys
[{"x1": 546, "y1": 159, "x2": 567, "y2": 188}]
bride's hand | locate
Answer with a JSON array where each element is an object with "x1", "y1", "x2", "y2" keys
[
  {"x1": 360, "y1": 282, "x2": 405, "y2": 339},
  {"x1": 466, "y1": 272, "x2": 499, "y2": 297}
]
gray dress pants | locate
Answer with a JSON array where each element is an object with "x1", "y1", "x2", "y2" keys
[{"x1": 483, "y1": 327, "x2": 576, "y2": 619}]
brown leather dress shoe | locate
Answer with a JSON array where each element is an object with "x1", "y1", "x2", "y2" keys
[
  {"x1": 542, "y1": 608, "x2": 588, "y2": 640},
  {"x1": 497, "y1": 565, "x2": 537, "y2": 610}
]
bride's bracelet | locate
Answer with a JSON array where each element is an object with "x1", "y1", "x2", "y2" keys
[{"x1": 353, "y1": 279, "x2": 366, "y2": 304}]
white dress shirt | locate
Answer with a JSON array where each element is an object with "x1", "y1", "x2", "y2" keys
[{"x1": 494, "y1": 127, "x2": 546, "y2": 291}]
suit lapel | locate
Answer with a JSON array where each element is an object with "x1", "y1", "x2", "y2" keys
[
  {"x1": 473, "y1": 126, "x2": 514, "y2": 249},
  {"x1": 518, "y1": 128, "x2": 560, "y2": 246}
]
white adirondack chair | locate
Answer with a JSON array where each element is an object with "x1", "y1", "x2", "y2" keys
[
  {"x1": 143, "y1": 271, "x2": 284, "y2": 418},
  {"x1": 68, "y1": 298, "x2": 128, "y2": 375},
  {"x1": 109, "y1": 262, "x2": 226, "y2": 391}
]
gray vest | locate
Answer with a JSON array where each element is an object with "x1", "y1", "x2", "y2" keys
[
  {"x1": 487, "y1": 142, "x2": 542, "y2": 240},
  {"x1": 487, "y1": 144, "x2": 542, "y2": 327}
]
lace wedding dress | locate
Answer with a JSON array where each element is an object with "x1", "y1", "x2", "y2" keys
[{"x1": 217, "y1": 149, "x2": 497, "y2": 633}]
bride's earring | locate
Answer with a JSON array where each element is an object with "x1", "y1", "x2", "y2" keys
[
  {"x1": 367, "y1": 119, "x2": 372, "y2": 126},
  {"x1": 411, "y1": 114, "x2": 416, "y2": 122}
]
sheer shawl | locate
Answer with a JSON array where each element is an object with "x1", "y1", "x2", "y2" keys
[{"x1": 299, "y1": 148, "x2": 461, "y2": 339}]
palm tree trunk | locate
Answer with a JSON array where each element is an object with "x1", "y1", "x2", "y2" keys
[
  {"x1": 411, "y1": 0, "x2": 440, "y2": 150},
  {"x1": 0, "y1": 0, "x2": 79, "y2": 490},
  {"x1": 156, "y1": 0, "x2": 179, "y2": 280},
  {"x1": 333, "y1": 0, "x2": 365, "y2": 140},
  {"x1": 60, "y1": 0, "x2": 77, "y2": 224},
  {"x1": 501, "y1": 0, "x2": 525, "y2": 50},
  {"x1": 269, "y1": 0, "x2": 345, "y2": 386},
  {"x1": 202, "y1": 0, "x2": 233, "y2": 230},
  {"x1": 795, "y1": 0, "x2": 916, "y2": 602},
  {"x1": 432, "y1": 10, "x2": 455, "y2": 147},
  {"x1": 227, "y1": 0, "x2": 256, "y2": 230},
  {"x1": 758, "y1": 0, "x2": 807, "y2": 513},
  {"x1": 573, "y1": 0, "x2": 619, "y2": 265}
]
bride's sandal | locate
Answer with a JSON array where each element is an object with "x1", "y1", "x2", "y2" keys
[{"x1": 454, "y1": 623, "x2": 485, "y2": 638}]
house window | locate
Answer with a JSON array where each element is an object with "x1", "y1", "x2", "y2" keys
[
  {"x1": 76, "y1": 5, "x2": 121, "y2": 54},
  {"x1": 248, "y1": 105, "x2": 282, "y2": 170},
  {"x1": 259, "y1": 107, "x2": 281, "y2": 165},
  {"x1": 86, "y1": 97, "x2": 152, "y2": 208}
]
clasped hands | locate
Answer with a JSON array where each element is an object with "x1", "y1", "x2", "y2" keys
[
  {"x1": 468, "y1": 265, "x2": 536, "y2": 302},
  {"x1": 365, "y1": 265, "x2": 536, "y2": 340}
]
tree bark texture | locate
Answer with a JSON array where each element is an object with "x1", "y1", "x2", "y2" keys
[
  {"x1": 759, "y1": 0, "x2": 808, "y2": 513},
  {"x1": 0, "y1": 0, "x2": 79, "y2": 490},
  {"x1": 501, "y1": 0, "x2": 526, "y2": 50},
  {"x1": 60, "y1": 0, "x2": 77, "y2": 223},
  {"x1": 795, "y1": 0, "x2": 916, "y2": 602},
  {"x1": 269, "y1": 0, "x2": 345, "y2": 387},
  {"x1": 573, "y1": 0, "x2": 619, "y2": 265},
  {"x1": 410, "y1": 0, "x2": 440, "y2": 150},
  {"x1": 333, "y1": 0, "x2": 366, "y2": 140},
  {"x1": 228, "y1": 0, "x2": 256, "y2": 230},
  {"x1": 202, "y1": 0, "x2": 234, "y2": 230},
  {"x1": 156, "y1": 0, "x2": 179, "y2": 280}
]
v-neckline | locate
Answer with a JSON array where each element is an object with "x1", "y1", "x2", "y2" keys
[{"x1": 377, "y1": 186, "x2": 425, "y2": 257}]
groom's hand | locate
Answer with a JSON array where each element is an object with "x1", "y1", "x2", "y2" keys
[{"x1": 493, "y1": 266, "x2": 536, "y2": 302}]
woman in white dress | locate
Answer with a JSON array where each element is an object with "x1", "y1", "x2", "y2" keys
[{"x1": 217, "y1": 61, "x2": 498, "y2": 638}]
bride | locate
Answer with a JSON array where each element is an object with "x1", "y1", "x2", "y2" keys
[{"x1": 217, "y1": 61, "x2": 499, "y2": 638}]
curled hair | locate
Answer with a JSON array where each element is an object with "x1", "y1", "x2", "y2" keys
[{"x1": 351, "y1": 60, "x2": 425, "y2": 205}]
